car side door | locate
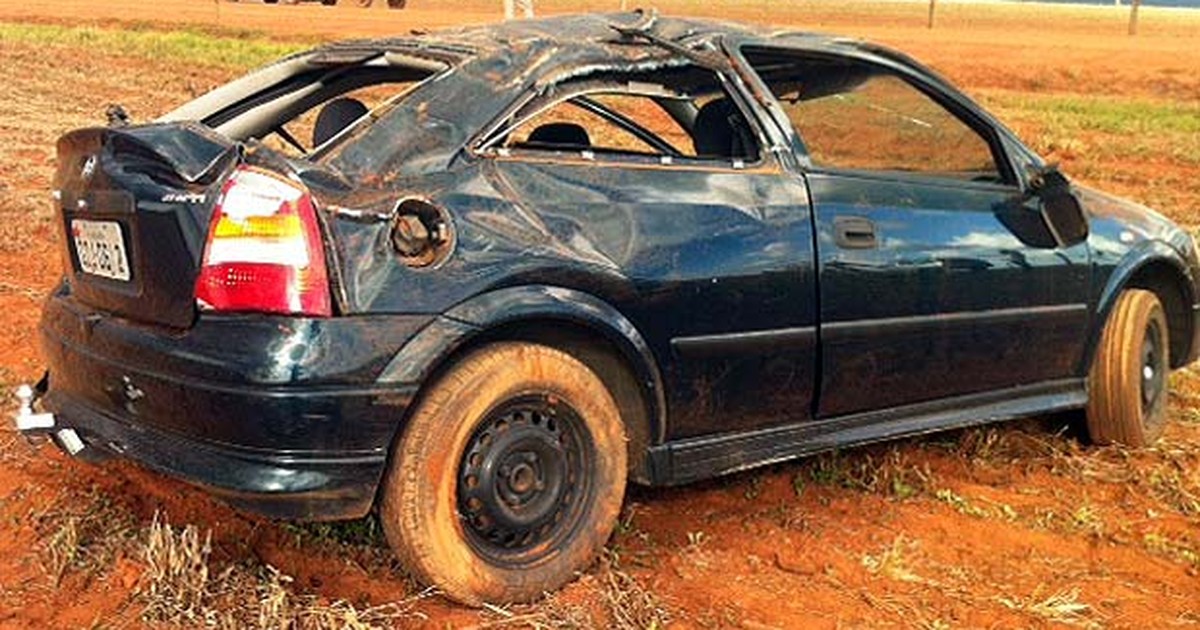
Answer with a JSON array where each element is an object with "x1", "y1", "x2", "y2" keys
[
  {"x1": 738, "y1": 46, "x2": 1092, "y2": 418},
  {"x1": 471, "y1": 64, "x2": 819, "y2": 440}
]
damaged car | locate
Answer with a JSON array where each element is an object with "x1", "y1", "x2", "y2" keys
[{"x1": 16, "y1": 11, "x2": 1200, "y2": 604}]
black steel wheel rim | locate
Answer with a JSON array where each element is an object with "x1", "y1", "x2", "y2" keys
[
  {"x1": 457, "y1": 394, "x2": 594, "y2": 566},
  {"x1": 1141, "y1": 319, "x2": 1165, "y2": 414}
]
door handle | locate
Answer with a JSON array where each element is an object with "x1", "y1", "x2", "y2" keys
[{"x1": 833, "y1": 216, "x2": 878, "y2": 249}]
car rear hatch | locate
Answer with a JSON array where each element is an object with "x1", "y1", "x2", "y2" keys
[{"x1": 54, "y1": 123, "x2": 239, "y2": 328}]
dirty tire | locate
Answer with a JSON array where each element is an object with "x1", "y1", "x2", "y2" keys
[
  {"x1": 380, "y1": 343, "x2": 627, "y2": 605},
  {"x1": 1086, "y1": 289, "x2": 1170, "y2": 447}
]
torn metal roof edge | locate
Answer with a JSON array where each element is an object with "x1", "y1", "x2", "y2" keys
[{"x1": 308, "y1": 11, "x2": 864, "y2": 62}]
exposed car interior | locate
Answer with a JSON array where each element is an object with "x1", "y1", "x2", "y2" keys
[
  {"x1": 170, "y1": 54, "x2": 446, "y2": 157},
  {"x1": 487, "y1": 64, "x2": 762, "y2": 164},
  {"x1": 311, "y1": 97, "x2": 370, "y2": 147},
  {"x1": 523, "y1": 122, "x2": 593, "y2": 150},
  {"x1": 691, "y1": 98, "x2": 756, "y2": 159}
]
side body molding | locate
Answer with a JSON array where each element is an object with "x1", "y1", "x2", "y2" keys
[
  {"x1": 1083, "y1": 239, "x2": 1199, "y2": 374},
  {"x1": 377, "y1": 284, "x2": 668, "y2": 451}
]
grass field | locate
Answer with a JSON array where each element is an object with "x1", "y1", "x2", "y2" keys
[{"x1": 0, "y1": 5, "x2": 1199, "y2": 628}]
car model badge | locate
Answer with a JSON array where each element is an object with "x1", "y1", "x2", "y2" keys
[{"x1": 80, "y1": 155, "x2": 97, "y2": 181}]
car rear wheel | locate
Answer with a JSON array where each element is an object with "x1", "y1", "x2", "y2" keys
[
  {"x1": 379, "y1": 343, "x2": 627, "y2": 604},
  {"x1": 1086, "y1": 289, "x2": 1170, "y2": 447}
]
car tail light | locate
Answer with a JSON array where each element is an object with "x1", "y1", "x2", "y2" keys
[{"x1": 195, "y1": 166, "x2": 332, "y2": 316}]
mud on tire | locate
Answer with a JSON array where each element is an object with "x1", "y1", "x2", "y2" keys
[
  {"x1": 379, "y1": 342, "x2": 627, "y2": 605},
  {"x1": 1086, "y1": 289, "x2": 1170, "y2": 447}
]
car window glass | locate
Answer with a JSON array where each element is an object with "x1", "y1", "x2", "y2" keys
[
  {"x1": 744, "y1": 49, "x2": 1003, "y2": 183},
  {"x1": 490, "y1": 65, "x2": 760, "y2": 163}
]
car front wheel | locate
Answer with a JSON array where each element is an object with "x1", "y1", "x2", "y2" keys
[
  {"x1": 1086, "y1": 288, "x2": 1170, "y2": 447},
  {"x1": 380, "y1": 342, "x2": 627, "y2": 604}
]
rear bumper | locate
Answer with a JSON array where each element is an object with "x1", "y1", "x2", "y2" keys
[
  {"x1": 34, "y1": 287, "x2": 433, "y2": 520},
  {"x1": 43, "y1": 389, "x2": 385, "y2": 520}
]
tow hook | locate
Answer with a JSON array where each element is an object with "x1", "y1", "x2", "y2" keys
[
  {"x1": 12, "y1": 381, "x2": 85, "y2": 456},
  {"x1": 13, "y1": 384, "x2": 54, "y2": 432}
]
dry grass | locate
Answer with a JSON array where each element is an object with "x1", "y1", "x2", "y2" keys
[
  {"x1": 861, "y1": 536, "x2": 925, "y2": 585},
  {"x1": 800, "y1": 445, "x2": 936, "y2": 500},
  {"x1": 141, "y1": 513, "x2": 214, "y2": 624},
  {"x1": 998, "y1": 586, "x2": 1100, "y2": 629},
  {"x1": 597, "y1": 551, "x2": 670, "y2": 630},
  {"x1": 479, "y1": 550, "x2": 670, "y2": 630},
  {"x1": 1146, "y1": 453, "x2": 1200, "y2": 517},
  {"x1": 242, "y1": 567, "x2": 433, "y2": 630},
  {"x1": 138, "y1": 512, "x2": 432, "y2": 629},
  {"x1": 35, "y1": 488, "x2": 138, "y2": 587},
  {"x1": 952, "y1": 421, "x2": 1082, "y2": 465}
]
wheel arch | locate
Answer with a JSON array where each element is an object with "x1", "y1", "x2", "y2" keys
[
  {"x1": 377, "y1": 285, "x2": 667, "y2": 485},
  {"x1": 1085, "y1": 242, "x2": 1197, "y2": 373}
]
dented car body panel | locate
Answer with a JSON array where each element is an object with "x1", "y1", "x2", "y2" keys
[{"x1": 32, "y1": 13, "x2": 1200, "y2": 519}]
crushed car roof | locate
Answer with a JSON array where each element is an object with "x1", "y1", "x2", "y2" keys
[{"x1": 312, "y1": 11, "x2": 867, "y2": 66}]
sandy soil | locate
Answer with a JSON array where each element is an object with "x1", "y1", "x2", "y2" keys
[{"x1": 0, "y1": 1, "x2": 1198, "y2": 628}]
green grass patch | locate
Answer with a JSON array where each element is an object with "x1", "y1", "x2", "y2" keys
[
  {"x1": 981, "y1": 90, "x2": 1200, "y2": 167},
  {"x1": 985, "y1": 91, "x2": 1200, "y2": 136},
  {"x1": 0, "y1": 20, "x2": 309, "y2": 70}
]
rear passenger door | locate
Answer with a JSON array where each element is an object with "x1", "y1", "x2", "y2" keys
[
  {"x1": 740, "y1": 48, "x2": 1091, "y2": 418},
  {"x1": 474, "y1": 64, "x2": 819, "y2": 439}
]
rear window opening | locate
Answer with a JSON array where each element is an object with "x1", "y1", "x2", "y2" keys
[
  {"x1": 257, "y1": 80, "x2": 423, "y2": 157},
  {"x1": 186, "y1": 55, "x2": 446, "y2": 158}
]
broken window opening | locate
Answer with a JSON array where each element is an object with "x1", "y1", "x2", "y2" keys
[
  {"x1": 743, "y1": 48, "x2": 1012, "y2": 185},
  {"x1": 195, "y1": 59, "x2": 446, "y2": 159},
  {"x1": 479, "y1": 64, "x2": 763, "y2": 167},
  {"x1": 260, "y1": 79, "x2": 427, "y2": 157}
]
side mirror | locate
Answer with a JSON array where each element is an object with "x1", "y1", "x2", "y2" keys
[
  {"x1": 996, "y1": 165, "x2": 1088, "y2": 249},
  {"x1": 1027, "y1": 166, "x2": 1088, "y2": 248}
]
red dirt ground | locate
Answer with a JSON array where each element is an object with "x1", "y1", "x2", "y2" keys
[{"x1": 0, "y1": 1, "x2": 1198, "y2": 628}]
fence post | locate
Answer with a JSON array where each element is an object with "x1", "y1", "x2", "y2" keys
[
  {"x1": 927, "y1": 0, "x2": 937, "y2": 29},
  {"x1": 1128, "y1": 0, "x2": 1141, "y2": 35},
  {"x1": 504, "y1": 0, "x2": 533, "y2": 19}
]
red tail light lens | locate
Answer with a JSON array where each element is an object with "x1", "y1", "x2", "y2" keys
[{"x1": 195, "y1": 166, "x2": 332, "y2": 316}]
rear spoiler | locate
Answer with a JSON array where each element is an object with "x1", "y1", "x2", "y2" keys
[{"x1": 58, "y1": 122, "x2": 238, "y2": 185}]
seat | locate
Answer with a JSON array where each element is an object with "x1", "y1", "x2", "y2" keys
[
  {"x1": 692, "y1": 98, "x2": 753, "y2": 159},
  {"x1": 312, "y1": 97, "x2": 369, "y2": 148},
  {"x1": 525, "y1": 122, "x2": 591, "y2": 149}
]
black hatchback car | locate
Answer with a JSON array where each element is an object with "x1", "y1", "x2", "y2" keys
[{"x1": 16, "y1": 12, "x2": 1200, "y2": 604}]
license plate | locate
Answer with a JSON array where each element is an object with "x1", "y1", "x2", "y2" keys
[{"x1": 71, "y1": 219, "x2": 131, "y2": 282}]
